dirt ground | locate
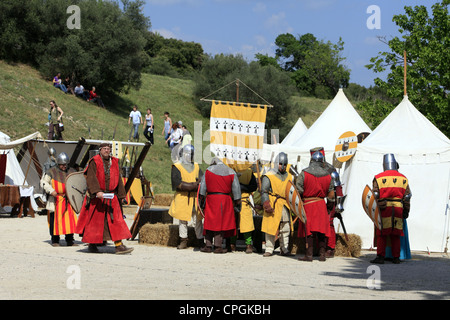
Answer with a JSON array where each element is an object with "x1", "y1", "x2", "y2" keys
[{"x1": 0, "y1": 206, "x2": 449, "y2": 302}]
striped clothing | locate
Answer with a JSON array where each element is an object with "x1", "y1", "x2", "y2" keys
[{"x1": 50, "y1": 179, "x2": 78, "y2": 236}]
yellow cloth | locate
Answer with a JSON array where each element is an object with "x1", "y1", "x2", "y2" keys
[
  {"x1": 261, "y1": 171, "x2": 292, "y2": 236},
  {"x1": 168, "y1": 163, "x2": 200, "y2": 222},
  {"x1": 238, "y1": 169, "x2": 255, "y2": 233}
]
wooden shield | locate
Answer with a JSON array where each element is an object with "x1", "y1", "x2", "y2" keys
[
  {"x1": 285, "y1": 180, "x2": 306, "y2": 224},
  {"x1": 335, "y1": 131, "x2": 358, "y2": 162},
  {"x1": 129, "y1": 177, "x2": 143, "y2": 204},
  {"x1": 361, "y1": 184, "x2": 382, "y2": 230},
  {"x1": 65, "y1": 171, "x2": 87, "y2": 214}
]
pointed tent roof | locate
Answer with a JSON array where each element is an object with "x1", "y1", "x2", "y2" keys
[
  {"x1": 281, "y1": 118, "x2": 308, "y2": 146},
  {"x1": 358, "y1": 95, "x2": 450, "y2": 157},
  {"x1": 291, "y1": 88, "x2": 372, "y2": 153}
]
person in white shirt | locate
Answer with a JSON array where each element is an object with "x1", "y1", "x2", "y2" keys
[
  {"x1": 74, "y1": 83, "x2": 89, "y2": 101},
  {"x1": 128, "y1": 105, "x2": 142, "y2": 140}
]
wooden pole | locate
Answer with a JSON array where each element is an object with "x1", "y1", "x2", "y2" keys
[
  {"x1": 404, "y1": 50, "x2": 407, "y2": 96},
  {"x1": 236, "y1": 79, "x2": 239, "y2": 103}
]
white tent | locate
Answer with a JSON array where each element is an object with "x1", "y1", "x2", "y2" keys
[
  {"x1": 343, "y1": 95, "x2": 450, "y2": 252},
  {"x1": 261, "y1": 88, "x2": 372, "y2": 169},
  {"x1": 281, "y1": 118, "x2": 308, "y2": 145},
  {"x1": 0, "y1": 131, "x2": 42, "y2": 185}
]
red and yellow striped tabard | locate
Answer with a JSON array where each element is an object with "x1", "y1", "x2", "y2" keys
[{"x1": 50, "y1": 179, "x2": 78, "y2": 236}]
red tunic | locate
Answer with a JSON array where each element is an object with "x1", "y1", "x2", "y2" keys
[
  {"x1": 374, "y1": 170, "x2": 408, "y2": 237},
  {"x1": 298, "y1": 172, "x2": 331, "y2": 237},
  {"x1": 202, "y1": 170, "x2": 236, "y2": 238},
  {"x1": 75, "y1": 155, "x2": 131, "y2": 243}
]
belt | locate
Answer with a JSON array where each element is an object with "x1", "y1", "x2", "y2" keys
[
  {"x1": 207, "y1": 192, "x2": 230, "y2": 196},
  {"x1": 303, "y1": 197, "x2": 324, "y2": 205}
]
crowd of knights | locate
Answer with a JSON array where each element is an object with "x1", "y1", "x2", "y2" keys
[{"x1": 40, "y1": 140, "x2": 411, "y2": 263}]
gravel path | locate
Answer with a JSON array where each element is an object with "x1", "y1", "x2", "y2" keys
[{"x1": 0, "y1": 211, "x2": 449, "y2": 302}]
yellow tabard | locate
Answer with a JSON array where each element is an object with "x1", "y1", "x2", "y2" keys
[
  {"x1": 238, "y1": 168, "x2": 255, "y2": 233},
  {"x1": 261, "y1": 171, "x2": 292, "y2": 236},
  {"x1": 168, "y1": 162, "x2": 199, "y2": 222}
]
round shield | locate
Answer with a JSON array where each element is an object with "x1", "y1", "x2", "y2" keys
[{"x1": 334, "y1": 131, "x2": 358, "y2": 162}]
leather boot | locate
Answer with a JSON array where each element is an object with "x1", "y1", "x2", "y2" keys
[
  {"x1": 245, "y1": 244, "x2": 253, "y2": 254},
  {"x1": 177, "y1": 238, "x2": 188, "y2": 250},
  {"x1": 115, "y1": 244, "x2": 134, "y2": 254},
  {"x1": 370, "y1": 255, "x2": 385, "y2": 264},
  {"x1": 319, "y1": 238, "x2": 326, "y2": 261},
  {"x1": 299, "y1": 237, "x2": 313, "y2": 262}
]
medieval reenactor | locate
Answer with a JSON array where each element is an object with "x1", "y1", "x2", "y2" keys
[
  {"x1": 41, "y1": 152, "x2": 78, "y2": 246},
  {"x1": 370, "y1": 154, "x2": 411, "y2": 264},
  {"x1": 168, "y1": 144, "x2": 204, "y2": 250},
  {"x1": 261, "y1": 152, "x2": 294, "y2": 257},
  {"x1": 198, "y1": 157, "x2": 241, "y2": 253},
  {"x1": 309, "y1": 147, "x2": 345, "y2": 258},
  {"x1": 75, "y1": 143, "x2": 133, "y2": 254},
  {"x1": 295, "y1": 151, "x2": 335, "y2": 262},
  {"x1": 229, "y1": 167, "x2": 258, "y2": 253}
]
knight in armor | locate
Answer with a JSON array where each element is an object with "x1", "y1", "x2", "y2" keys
[
  {"x1": 168, "y1": 144, "x2": 204, "y2": 250},
  {"x1": 295, "y1": 151, "x2": 335, "y2": 262},
  {"x1": 370, "y1": 154, "x2": 411, "y2": 264},
  {"x1": 229, "y1": 167, "x2": 258, "y2": 253},
  {"x1": 43, "y1": 147, "x2": 57, "y2": 174},
  {"x1": 198, "y1": 157, "x2": 241, "y2": 253},
  {"x1": 41, "y1": 152, "x2": 78, "y2": 246},
  {"x1": 309, "y1": 147, "x2": 344, "y2": 258},
  {"x1": 75, "y1": 143, "x2": 133, "y2": 254},
  {"x1": 261, "y1": 152, "x2": 294, "y2": 257}
]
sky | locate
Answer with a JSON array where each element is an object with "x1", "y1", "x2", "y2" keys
[{"x1": 142, "y1": 0, "x2": 440, "y2": 88}]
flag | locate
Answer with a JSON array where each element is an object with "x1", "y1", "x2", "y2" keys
[{"x1": 210, "y1": 100, "x2": 267, "y2": 171}]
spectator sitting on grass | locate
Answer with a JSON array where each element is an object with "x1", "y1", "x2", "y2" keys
[
  {"x1": 74, "y1": 83, "x2": 90, "y2": 101},
  {"x1": 89, "y1": 86, "x2": 105, "y2": 108},
  {"x1": 53, "y1": 73, "x2": 67, "y2": 93}
]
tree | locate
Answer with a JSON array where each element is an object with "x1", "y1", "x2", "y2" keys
[
  {"x1": 0, "y1": 0, "x2": 150, "y2": 94},
  {"x1": 193, "y1": 54, "x2": 298, "y2": 137},
  {"x1": 269, "y1": 33, "x2": 350, "y2": 98},
  {"x1": 359, "y1": 1, "x2": 449, "y2": 136}
]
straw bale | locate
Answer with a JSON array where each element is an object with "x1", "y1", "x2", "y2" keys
[
  {"x1": 138, "y1": 223, "x2": 198, "y2": 247},
  {"x1": 153, "y1": 194, "x2": 173, "y2": 207}
]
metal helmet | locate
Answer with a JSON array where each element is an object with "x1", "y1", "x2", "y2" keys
[
  {"x1": 311, "y1": 151, "x2": 324, "y2": 163},
  {"x1": 330, "y1": 170, "x2": 341, "y2": 187},
  {"x1": 383, "y1": 153, "x2": 399, "y2": 171},
  {"x1": 48, "y1": 147, "x2": 56, "y2": 157},
  {"x1": 180, "y1": 144, "x2": 194, "y2": 163},
  {"x1": 275, "y1": 152, "x2": 288, "y2": 173},
  {"x1": 310, "y1": 147, "x2": 325, "y2": 157},
  {"x1": 56, "y1": 152, "x2": 69, "y2": 165}
]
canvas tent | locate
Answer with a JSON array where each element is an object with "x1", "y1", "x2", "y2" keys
[
  {"x1": 261, "y1": 88, "x2": 371, "y2": 169},
  {"x1": 281, "y1": 118, "x2": 308, "y2": 145},
  {"x1": 342, "y1": 95, "x2": 450, "y2": 252},
  {"x1": 0, "y1": 131, "x2": 42, "y2": 185}
]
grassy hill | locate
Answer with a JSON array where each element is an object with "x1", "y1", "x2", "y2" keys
[{"x1": 0, "y1": 60, "x2": 333, "y2": 194}]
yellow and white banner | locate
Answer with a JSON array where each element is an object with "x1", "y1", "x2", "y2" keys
[{"x1": 209, "y1": 100, "x2": 268, "y2": 171}]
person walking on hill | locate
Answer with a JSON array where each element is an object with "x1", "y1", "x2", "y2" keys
[
  {"x1": 128, "y1": 105, "x2": 142, "y2": 141},
  {"x1": 162, "y1": 112, "x2": 172, "y2": 147},
  {"x1": 143, "y1": 108, "x2": 154, "y2": 144},
  {"x1": 48, "y1": 100, "x2": 64, "y2": 140}
]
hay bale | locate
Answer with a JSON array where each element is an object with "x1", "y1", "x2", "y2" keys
[
  {"x1": 138, "y1": 223, "x2": 198, "y2": 247},
  {"x1": 153, "y1": 194, "x2": 173, "y2": 207},
  {"x1": 289, "y1": 233, "x2": 362, "y2": 257}
]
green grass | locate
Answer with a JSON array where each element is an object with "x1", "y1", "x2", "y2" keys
[
  {"x1": 0, "y1": 60, "x2": 336, "y2": 194},
  {"x1": 0, "y1": 61, "x2": 210, "y2": 194}
]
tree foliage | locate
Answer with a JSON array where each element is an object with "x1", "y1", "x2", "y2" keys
[
  {"x1": 144, "y1": 32, "x2": 204, "y2": 77},
  {"x1": 193, "y1": 54, "x2": 298, "y2": 137},
  {"x1": 0, "y1": 0, "x2": 150, "y2": 94},
  {"x1": 267, "y1": 33, "x2": 350, "y2": 99},
  {"x1": 359, "y1": 1, "x2": 449, "y2": 136}
]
